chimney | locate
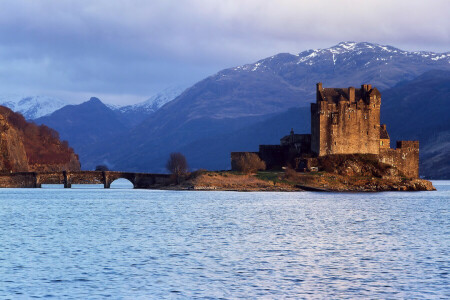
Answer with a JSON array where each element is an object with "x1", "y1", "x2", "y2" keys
[
  {"x1": 348, "y1": 87, "x2": 355, "y2": 102},
  {"x1": 316, "y1": 82, "x2": 322, "y2": 92},
  {"x1": 316, "y1": 82, "x2": 323, "y2": 102},
  {"x1": 361, "y1": 84, "x2": 368, "y2": 98}
]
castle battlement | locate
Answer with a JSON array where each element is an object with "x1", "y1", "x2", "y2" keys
[{"x1": 396, "y1": 140, "x2": 419, "y2": 150}]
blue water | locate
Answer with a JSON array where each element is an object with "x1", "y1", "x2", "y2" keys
[{"x1": 0, "y1": 180, "x2": 448, "y2": 299}]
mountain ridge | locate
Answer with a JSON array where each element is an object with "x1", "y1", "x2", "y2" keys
[{"x1": 34, "y1": 42, "x2": 450, "y2": 177}]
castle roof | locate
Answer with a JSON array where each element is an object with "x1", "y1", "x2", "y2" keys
[
  {"x1": 380, "y1": 125, "x2": 390, "y2": 139},
  {"x1": 368, "y1": 88, "x2": 381, "y2": 97},
  {"x1": 319, "y1": 87, "x2": 380, "y2": 103}
]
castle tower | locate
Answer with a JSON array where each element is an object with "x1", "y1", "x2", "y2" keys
[{"x1": 311, "y1": 83, "x2": 381, "y2": 156}]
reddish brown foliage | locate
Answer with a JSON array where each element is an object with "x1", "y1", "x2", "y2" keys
[{"x1": 4, "y1": 107, "x2": 76, "y2": 165}]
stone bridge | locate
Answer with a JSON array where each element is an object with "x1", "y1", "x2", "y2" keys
[{"x1": 0, "y1": 171, "x2": 172, "y2": 189}]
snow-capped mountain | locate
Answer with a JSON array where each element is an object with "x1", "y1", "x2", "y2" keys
[
  {"x1": 108, "y1": 86, "x2": 185, "y2": 127},
  {"x1": 230, "y1": 41, "x2": 450, "y2": 93},
  {"x1": 143, "y1": 41, "x2": 449, "y2": 120},
  {"x1": 235, "y1": 41, "x2": 449, "y2": 72},
  {"x1": 0, "y1": 95, "x2": 68, "y2": 119},
  {"x1": 117, "y1": 86, "x2": 184, "y2": 114}
]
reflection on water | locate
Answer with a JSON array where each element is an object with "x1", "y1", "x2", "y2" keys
[{"x1": 0, "y1": 182, "x2": 448, "y2": 298}]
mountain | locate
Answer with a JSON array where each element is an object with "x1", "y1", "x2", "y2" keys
[
  {"x1": 109, "y1": 86, "x2": 184, "y2": 127},
  {"x1": 35, "y1": 97, "x2": 128, "y2": 168},
  {"x1": 34, "y1": 42, "x2": 450, "y2": 176},
  {"x1": 134, "y1": 41, "x2": 447, "y2": 120},
  {"x1": 80, "y1": 42, "x2": 449, "y2": 173},
  {"x1": 381, "y1": 70, "x2": 450, "y2": 179},
  {"x1": 0, "y1": 106, "x2": 80, "y2": 172},
  {"x1": 0, "y1": 95, "x2": 67, "y2": 119}
]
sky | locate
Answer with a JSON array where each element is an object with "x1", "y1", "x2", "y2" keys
[{"x1": 0, "y1": 0, "x2": 448, "y2": 105}]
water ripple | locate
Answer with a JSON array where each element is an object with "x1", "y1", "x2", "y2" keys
[{"x1": 0, "y1": 182, "x2": 448, "y2": 298}]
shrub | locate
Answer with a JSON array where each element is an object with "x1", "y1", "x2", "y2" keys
[
  {"x1": 284, "y1": 167, "x2": 298, "y2": 179},
  {"x1": 234, "y1": 153, "x2": 266, "y2": 174},
  {"x1": 95, "y1": 165, "x2": 109, "y2": 171}
]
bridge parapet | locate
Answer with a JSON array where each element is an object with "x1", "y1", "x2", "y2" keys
[{"x1": 0, "y1": 171, "x2": 173, "y2": 189}]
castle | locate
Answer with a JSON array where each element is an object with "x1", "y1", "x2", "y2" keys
[{"x1": 231, "y1": 83, "x2": 420, "y2": 178}]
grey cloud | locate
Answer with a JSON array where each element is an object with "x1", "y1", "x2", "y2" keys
[{"x1": 0, "y1": 0, "x2": 448, "y2": 104}]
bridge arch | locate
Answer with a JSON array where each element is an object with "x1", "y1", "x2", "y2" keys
[
  {"x1": 103, "y1": 172, "x2": 136, "y2": 189},
  {"x1": 109, "y1": 178, "x2": 134, "y2": 189}
]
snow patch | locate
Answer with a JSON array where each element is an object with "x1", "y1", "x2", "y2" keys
[
  {"x1": 0, "y1": 95, "x2": 68, "y2": 119},
  {"x1": 431, "y1": 54, "x2": 448, "y2": 61},
  {"x1": 339, "y1": 42, "x2": 357, "y2": 50},
  {"x1": 116, "y1": 86, "x2": 184, "y2": 114},
  {"x1": 252, "y1": 62, "x2": 261, "y2": 71}
]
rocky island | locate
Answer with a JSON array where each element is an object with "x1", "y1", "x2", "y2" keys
[{"x1": 170, "y1": 83, "x2": 435, "y2": 192}]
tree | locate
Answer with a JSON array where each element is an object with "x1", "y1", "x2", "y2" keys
[
  {"x1": 166, "y1": 152, "x2": 188, "y2": 181},
  {"x1": 235, "y1": 153, "x2": 266, "y2": 174},
  {"x1": 95, "y1": 165, "x2": 109, "y2": 171}
]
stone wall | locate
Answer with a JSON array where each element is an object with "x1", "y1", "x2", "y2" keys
[
  {"x1": 0, "y1": 172, "x2": 39, "y2": 188},
  {"x1": 258, "y1": 145, "x2": 290, "y2": 170},
  {"x1": 379, "y1": 141, "x2": 419, "y2": 178},
  {"x1": 280, "y1": 133, "x2": 311, "y2": 154}
]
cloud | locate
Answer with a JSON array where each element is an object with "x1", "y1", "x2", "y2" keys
[{"x1": 0, "y1": 0, "x2": 448, "y2": 104}]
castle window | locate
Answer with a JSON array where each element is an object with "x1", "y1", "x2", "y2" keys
[
  {"x1": 331, "y1": 113, "x2": 338, "y2": 125},
  {"x1": 367, "y1": 131, "x2": 369, "y2": 135}
]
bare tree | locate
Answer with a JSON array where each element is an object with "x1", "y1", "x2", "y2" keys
[{"x1": 166, "y1": 152, "x2": 188, "y2": 182}]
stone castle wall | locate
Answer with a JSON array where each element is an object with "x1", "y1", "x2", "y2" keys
[
  {"x1": 311, "y1": 84, "x2": 381, "y2": 156},
  {"x1": 379, "y1": 141, "x2": 419, "y2": 178},
  {"x1": 258, "y1": 145, "x2": 290, "y2": 170}
]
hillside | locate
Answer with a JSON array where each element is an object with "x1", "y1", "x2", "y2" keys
[
  {"x1": 139, "y1": 41, "x2": 449, "y2": 120},
  {"x1": 0, "y1": 106, "x2": 80, "y2": 172}
]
